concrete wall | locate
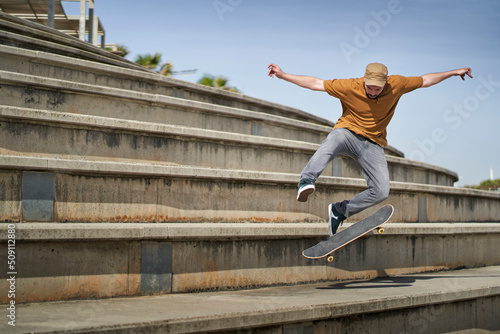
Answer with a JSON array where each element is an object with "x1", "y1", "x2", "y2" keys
[
  {"x1": 0, "y1": 76, "x2": 331, "y2": 144},
  {"x1": 0, "y1": 223, "x2": 499, "y2": 303},
  {"x1": 0, "y1": 43, "x2": 411, "y2": 159},
  {"x1": 0, "y1": 106, "x2": 458, "y2": 185},
  {"x1": 0, "y1": 41, "x2": 333, "y2": 126},
  {"x1": 0, "y1": 14, "x2": 498, "y2": 333},
  {"x1": 1, "y1": 162, "x2": 498, "y2": 224},
  {"x1": 217, "y1": 296, "x2": 500, "y2": 334},
  {"x1": 0, "y1": 13, "x2": 148, "y2": 72}
]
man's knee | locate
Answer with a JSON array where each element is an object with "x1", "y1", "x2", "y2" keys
[{"x1": 374, "y1": 183, "x2": 390, "y2": 203}]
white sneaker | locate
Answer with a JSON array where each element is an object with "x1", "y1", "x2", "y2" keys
[{"x1": 297, "y1": 179, "x2": 315, "y2": 202}]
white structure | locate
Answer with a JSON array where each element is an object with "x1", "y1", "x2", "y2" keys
[{"x1": 0, "y1": 0, "x2": 105, "y2": 46}]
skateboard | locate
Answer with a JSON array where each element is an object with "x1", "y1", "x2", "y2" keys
[{"x1": 302, "y1": 204, "x2": 394, "y2": 262}]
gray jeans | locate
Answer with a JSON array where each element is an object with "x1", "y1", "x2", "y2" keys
[{"x1": 301, "y1": 128, "x2": 390, "y2": 218}]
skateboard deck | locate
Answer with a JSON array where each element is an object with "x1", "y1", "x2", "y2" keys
[{"x1": 303, "y1": 204, "x2": 394, "y2": 261}]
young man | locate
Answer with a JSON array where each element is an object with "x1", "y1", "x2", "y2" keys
[{"x1": 267, "y1": 63, "x2": 472, "y2": 236}]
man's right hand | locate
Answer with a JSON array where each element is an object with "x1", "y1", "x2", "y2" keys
[
  {"x1": 268, "y1": 63, "x2": 284, "y2": 79},
  {"x1": 267, "y1": 63, "x2": 325, "y2": 91}
]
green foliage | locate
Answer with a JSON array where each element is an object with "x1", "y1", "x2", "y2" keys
[
  {"x1": 197, "y1": 74, "x2": 240, "y2": 92},
  {"x1": 134, "y1": 53, "x2": 175, "y2": 77},
  {"x1": 159, "y1": 62, "x2": 173, "y2": 76},
  {"x1": 116, "y1": 44, "x2": 129, "y2": 57},
  {"x1": 130, "y1": 49, "x2": 235, "y2": 84},
  {"x1": 105, "y1": 44, "x2": 129, "y2": 57},
  {"x1": 135, "y1": 52, "x2": 162, "y2": 70},
  {"x1": 466, "y1": 178, "x2": 500, "y2": 191}
]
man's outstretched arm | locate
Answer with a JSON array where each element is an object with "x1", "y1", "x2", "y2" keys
[
  {"x1": 268, "y1": 63, "x2": 325, "y2": 91},
  {"x1": 421, "y1": 67, "x2": 472, "y2": 88}
]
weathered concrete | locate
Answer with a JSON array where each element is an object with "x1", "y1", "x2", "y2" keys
[
  {"x1": 0, "y1": 40, "x2": 333, "y2": 126},
  {"x1": 0, "y1": 13, "x2": 148, "y2": 72},
  {"x1": 0, "y1": 110, "x2": 322, "y2": 176},
  {"x1": 1, "y1": 266, "x2": 499, "y2": 333},
  {"x1": 0, "y1": 222, "x2": 499, "y2": 303},
  {"x1": 0, "y1": 44, "x2": 403, "y2": 157},
  {"x1": 1, "y1": 14, "x2": 498, "y2": 333},
  {"x1": 0, "y1": 73, "x2": 334, "y2": 144},
  {"x1": 0, "y1": 155, "x2": 498, "y2": 223},
  {"x1": 0, "y1": 106, "x2": 458, "y2": 184},
  {"x1": 0, "y1": 171, "x2": 21, "y2": 221}
]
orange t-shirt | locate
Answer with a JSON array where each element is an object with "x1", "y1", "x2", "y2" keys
[{"x1": 323, "y1": 75, "x2": 423, "y2": 147}]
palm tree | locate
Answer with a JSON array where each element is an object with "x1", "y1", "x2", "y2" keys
[
  {"x1": 197, "y1": 74, "x2": 240, "y2": 92},
  {"x1": 135, "y1": 53, "x2": 162, "y2": 70},
  {"x1": 159, "y1": 62, "x2": 173, "y2": 76},
  {"x1": 105, "y1": 44, "x2": 129, "y2": 57},
  {"x1": 116, "y1": 44, "x2": 129, "y2": 57},
  {"x1": 134, "y1": 52, "x2": 196, "y2": 78}
]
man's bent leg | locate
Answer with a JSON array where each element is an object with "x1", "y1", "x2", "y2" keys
[
  {"x1": 335, "y1": 140, "x2": 390, "y2": 217},
  {"x1": 300, "y1": 128, "x2": 353, "y2": 181},
  {"x1": 298, "y1": 129, "x2": 353, "y2": 202}
]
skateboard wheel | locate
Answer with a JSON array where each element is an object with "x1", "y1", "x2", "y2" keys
[
  {"x1": 377, "y1": 228, "x2": 385, "y2": 234},
  {"x1": 327, "y1": 256, "x2": 334, "y2": 262}
]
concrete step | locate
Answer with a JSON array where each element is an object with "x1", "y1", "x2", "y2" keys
[
  {"x1": 1, "y1": 222, "x2": 499, "y2": 304},
  {"x1": 1, "y1": 155, "x2": 499, "y2": 224},
  {"x1": 0, "y1": 69, "x2": 335, "y2": 145},
  {"x1": 2, "y1": 266, "x2": 500, "y2": 333},
  {"x1": 0, "y1": 106, "x2": 458, "y2": 185},
  {"x1": 0, "y1": 12, "x2": 148, "y2": 73},
  {"x1": 0, "y1": 41, "x2": 334, "y2": 127}
]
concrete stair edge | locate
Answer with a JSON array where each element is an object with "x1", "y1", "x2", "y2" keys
[
  {"x1": 1, "y1": 154, "x2": 498, "y2": 200},
  {"x1": 0, "y1": 70, "x2": 332, "y2": 133},
  {"x1": 4, "y1": 266, "x2": 500, "y2": 333},
  {"x1": 0, "y1": 105, "x2": 459, "y2": 182},
  {"x1": 0, "y1": 104, "x2": 321, "y2": 149},
  {"x1": 0, "y1": 13, "x2": 148, "y2": 72},
  {"x1": 0, "y1": 45, "x2": 408, "y2": 157},
  {"x1": 3, "y1": 222, "x2": 500, "y2": 242},
  {"x1": 0, "y1": 41, "x2": 335, "y2": 128}
]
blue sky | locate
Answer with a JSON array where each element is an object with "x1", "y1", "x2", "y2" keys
[{"x1": 64, "y1": 0, "x2": 500, "y2": 187}]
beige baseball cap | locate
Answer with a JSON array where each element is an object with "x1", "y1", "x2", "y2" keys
[{"x1": 364, "y1": 63, "x2": 388, "y2": 87}]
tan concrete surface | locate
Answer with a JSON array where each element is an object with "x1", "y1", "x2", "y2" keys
[
  {"x1": 1, "y1": 223, "x2": 499, "y2": 303},
  {"x1": 1, "y1": 155, "x2": 498, "y2": 223},
  {"x1": 0, "y1": 105, "x2": 458, "y2": 184},
  {"x1": 2, "y1": 266, "x2": 499, "y2": 333}
]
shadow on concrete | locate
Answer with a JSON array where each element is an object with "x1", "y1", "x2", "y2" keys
[{"x1": 315, "y1": 274, "x2": 498, "y2": 290}]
